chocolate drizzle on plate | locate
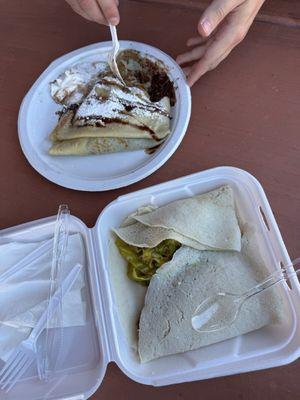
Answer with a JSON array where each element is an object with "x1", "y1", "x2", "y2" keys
[
  {"x1": 148, "y1": 72, "x2": 176, "y2": 106},
  {"x1": 117, "y1": 49, "x2": 176, "y2": 106}
]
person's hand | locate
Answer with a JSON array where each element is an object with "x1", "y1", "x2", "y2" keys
[
  {"x1": 65, "y1": 0, "x2": 120, "y2": 25},
  {"x1": 176, "y1": 0, "x2": 264, "y2": 86}
]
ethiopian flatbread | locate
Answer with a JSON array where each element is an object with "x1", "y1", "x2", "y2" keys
[
  {"x1": 114, "y1": 186, "x2": 241, "y2": 251},
  {"x1": 138, "y1": 230, "x2": 284, "y2": 362}
]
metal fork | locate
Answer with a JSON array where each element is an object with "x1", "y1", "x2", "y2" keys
[
  {"x1": 0, "y1": 263, "x2": 82, "y2": 392},
  {"x1": 108, "y1": 24, "x2": 126, "y2": 85}
]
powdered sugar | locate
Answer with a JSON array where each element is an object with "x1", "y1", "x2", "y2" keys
[
  {"x1": 50, "y1": 58, "x2": 171, "y2": 138},
  {"x1": 74, "y1": 74, "x2": 170, "y2": 127}
]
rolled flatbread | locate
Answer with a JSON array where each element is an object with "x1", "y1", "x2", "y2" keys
[{"x1": 114, "y1": 185, "x2": 241, "y2": 252}]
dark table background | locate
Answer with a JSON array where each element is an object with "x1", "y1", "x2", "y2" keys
[{"x1": 0, "y1": 0, "x2": 300, "y2": 398}]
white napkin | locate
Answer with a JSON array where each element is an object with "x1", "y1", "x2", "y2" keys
[{"x1": 0, "y1": 233, "x2": 86, "y2": 361}]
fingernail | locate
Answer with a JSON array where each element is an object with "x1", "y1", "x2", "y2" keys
[
  {"x1": 201, "y1": 18, "x2": 211, "y2": 35},
  {"x1": 110, "y1": 17, "x2": 119, "y2": 25}
]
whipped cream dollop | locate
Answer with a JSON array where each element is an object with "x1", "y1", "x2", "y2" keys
[{"x1": 50, "y1": 61, "x2": 106, "y2": 106}]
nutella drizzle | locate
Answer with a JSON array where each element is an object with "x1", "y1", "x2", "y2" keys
[
  {"x1": 55, "y1": 50, "x2": 176, "y2": 146},
  {"x1": 77, "y1": 115, "x2": 161, "y2": 141},
  {"x1": 93, "y1": 77, "x2": 171, "y2": 117}
]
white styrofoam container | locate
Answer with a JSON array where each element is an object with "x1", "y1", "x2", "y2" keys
[{"x1": 1, "y1": 167, "x2": 299, "y2": 400}]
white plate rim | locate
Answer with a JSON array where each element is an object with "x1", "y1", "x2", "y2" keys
[{"x1": 18, "y1": 41, "x2": 191, "y2": 191}]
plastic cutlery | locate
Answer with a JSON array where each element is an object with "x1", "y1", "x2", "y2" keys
[
  {"x1": 192, "y1": 258, "x2": 300, "y2": 333},
  {"x1": 107, "y1": 24, "x2": 125, "y2": 85},
  {"x1": 40, "y1": 204, "x2": 70, "y2": 380},
  {"x1": 0, "y1": 263, "x2": 82, "y2": 392}
]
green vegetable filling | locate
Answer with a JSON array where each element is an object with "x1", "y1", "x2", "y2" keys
[{"x1": 115, "y1": 238, "x2": 181, "y2": 286}]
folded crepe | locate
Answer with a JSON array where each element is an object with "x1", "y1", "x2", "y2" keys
[
  {"x1": 49, "y1": 126, "x2": 162, "y2": 156},
  {"x1": 49, "y1": 73, "x2": 171, "y2": 156},
  {"x1": 138, "y1": 230, "x2": 284, "y2": 362},
  {"x1": 114, "y1": 185, "x2": 241, "y2": 252}
]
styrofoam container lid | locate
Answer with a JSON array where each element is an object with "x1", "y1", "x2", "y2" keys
[
  {"x1": 1, "y1": 167, "x2": 299, "y2": 400},
  {"x1": 18, "y1": 41, "x2": 191, "y2": 191}
]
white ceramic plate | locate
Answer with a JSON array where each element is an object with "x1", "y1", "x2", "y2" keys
[{"x1": 18, "y1": 41, "x2": 191, "y2": 191}]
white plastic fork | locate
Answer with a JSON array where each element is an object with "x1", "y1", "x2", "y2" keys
[
  {"x1": 108, "y1": 24, "x2": 126, "y2": 85},
  {"x1": 0, "y1": 263, "x2": 82, "y2": 392}
]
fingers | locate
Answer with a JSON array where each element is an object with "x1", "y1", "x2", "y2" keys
[
  {"x1": 65, "y1": 0, "x2": 93, "y2": 20},
  {"x1": 176, "y1": 44, "x2": 207, "y2": 65},
  {"x1": 77, "y1": 0, "x2": 106, "y2": 24},
  {"x1": 198, "y1": 0, "x2": 241, "y2": 36},
  {"x1": 186, "y1": 36, "x2": 207, "y2": 47},
  {"x1": 206, "y1": 46, "x2": 232, "y2": 71},
  {"x1": 186, "y1": 22, "x2": 242, "y2": 86},
  {"x1": 97, "y1": 0, "x2": 120, "y2": 25},
  {"x1": 65, "y1": 0, "x2": 120, "y2": 25},
  {"x1": 182, "y1": 66, "x2": 192, "y2": 77}
]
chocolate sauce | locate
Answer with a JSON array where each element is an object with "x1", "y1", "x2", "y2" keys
[
  {"x1": 146, "y1": 143, "x2": 163, "y2": 154},
  {"x1": 119, "y1": 99, "x2": 170, "y2": 118},
  {"x1": 98, "y1": 78, "x2": 130, "y2": 93},
  {"x1": 149, "y1": 72, "x2": 176, "y2": 106},
  {"x1": 56, "y1": 103, "x2": 79, "y2": 121},
  {"x1": 77, "y1": 115, "x2": 161, "y2": 141},
  {"x1": 117, "y1": 49, "x2": 176, "y2": 105},
  {"x1": 124, "y1": 104, "x2": 133, "y2": 112}
]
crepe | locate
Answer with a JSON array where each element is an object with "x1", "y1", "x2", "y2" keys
[
  {"x1": 114, "y1": 185, "x2": 241, "y2": 251},
  {"x1": 138, "y1": 230, "x2": 284, "y2": 362},
  {"x1": 49, "y1": 132, "x2": 162, "y2": 156},
  {"x1": 49, "y1": 72, "x2": 171, "y2": 156}
]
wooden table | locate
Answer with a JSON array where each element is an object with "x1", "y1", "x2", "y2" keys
[{"x1": 1, "y1": 0, "x2": 300, "y2": 398}]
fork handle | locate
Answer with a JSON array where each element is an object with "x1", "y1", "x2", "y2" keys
[
  {"x1": 29, "y1": 264, "x2": 82, "y2": 341},
  {"x1": 109, "y1": 24, "x2": 119, "y2": 53}
]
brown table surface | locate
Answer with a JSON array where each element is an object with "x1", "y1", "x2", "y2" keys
[{"x1": 1, "y1": 0, "x2": 300, "y2": 398}]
